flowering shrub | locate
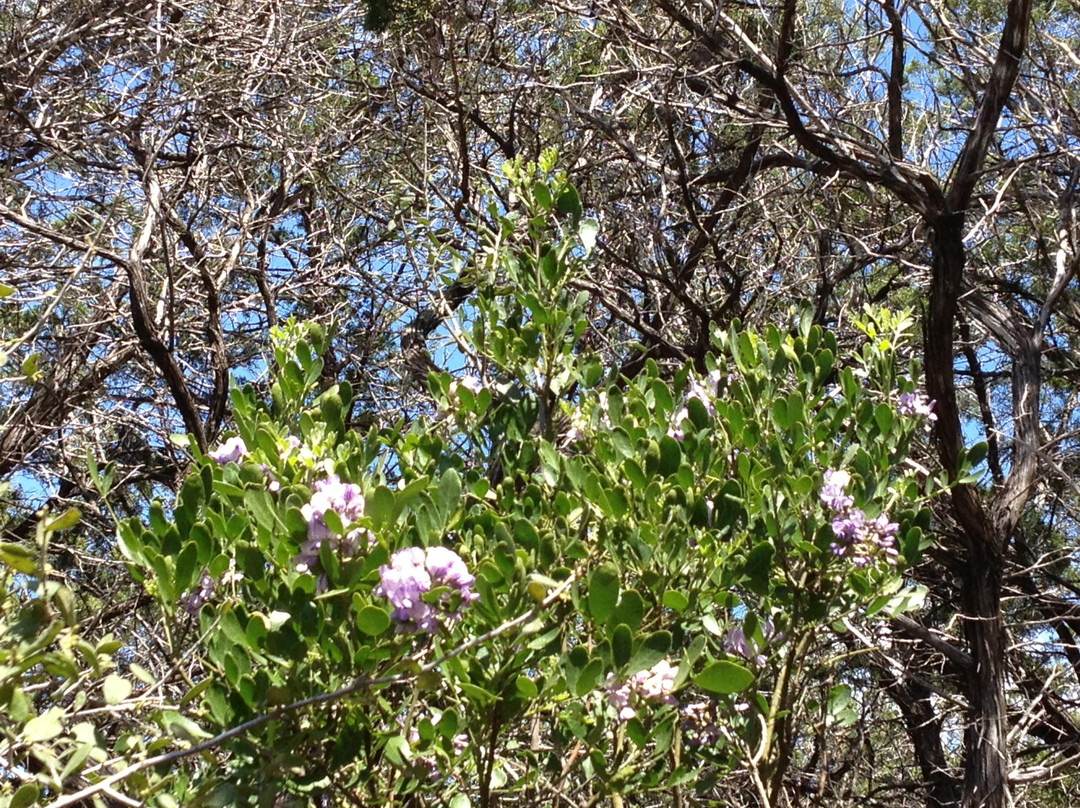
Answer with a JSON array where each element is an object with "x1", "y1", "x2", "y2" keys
[{"x1": 98, "y1": 163, "x2": 944, "y2": 808}]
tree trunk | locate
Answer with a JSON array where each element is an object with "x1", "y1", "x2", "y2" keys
[{"x1": 926, "y1": 216, "x2": 1009, "y2": 808}]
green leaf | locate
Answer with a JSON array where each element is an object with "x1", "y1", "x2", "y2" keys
[
  {"x1": 0, "y1": 542, "x2": 37, "y2": 574},
  {"x1": 129, "y1": 663, "x2": 156, "y2": 686},
  {"x1": 23, "y1": 707, "x2": 64, "y2": 742},
  {"x1": 20, "y1": 352, "x2": 39, "y2": 380},
  {"x1": 556, "y1": 185, "x2": 582, "y2": 220},
  {"x1": 658, "y1": 436, "x2": 681, "y2": 477},
  {"x1": 628, "y1": 631, "x2": 671, "y2": 675},
  {"x1": 874, "y1": 403, "x2": 894, "y2": 434},
  {"x1": 515, "y1": 675, "x2": 538, "y2": 699},
  {"x1": 966, "y1": 441, "x2": 989, "y2": 469},
  {"x1": 611, "y1": 623, "x2": 632, "y2": 667},
  {"x1": 45, "y1": 507, "x2": 81, "y2": 533},
  {"x1": 827, "y1": 684, "x2": 857, "y2": 727},
  {"x1": 10, "y1": 783, "x2": 40, "y2": 808},
  {"x1": 588, "y1": 563, "x2": 620, "y2": 623},
  {"x1": 578, "y1": 218, "x2": 599, "y2": 255},
  {"x1": 367, "y1": 486, "x2": 394, "y2": 529},
  {"x1": 449, "y1": 794, "x2": 472, "y2": 808},
  {"x1": 103, "y1": 674, "x2": 133, "y2": 705},
  {"x1": 662, "y1": 590, "x2": 689, "y2": 613},
  {"x1": 175, "y1": 542, "x2": 198, "y2": 594},
  {"x1": 694, "y1": 660, "x2": 755, "y2": 694},
  {"x1": 583, "y1": 360, "x2": 603, "y2": 388},
  {"x1": 438, "y1": 468, "x2": 462, "y2": 519},
  {"x1": 743, "y1": 542, "x2": 775, "y2": 596},
  {"x1": 0, "y1": 282, "x2": 16, "y2": 298},
  {"x1": 576, "y1": 658, "x2": 604, "y2": 697},
  {"x1": 612, "y1": 590, "x2": 645, "y2": 631},
  {"x1": 163, "y1": 711, "x2": 212, "y2": 742},
  {"x1": 771, "y1": 398, "x2": 791, "y2": 429},
  {"x1": 355, "y1": 605, "x2": 391, "y2": 637},
  {"x1": 533, "y1": 180, "x2": 553, "y2": 210},
  {"x1": 244, "y1": 489, "x2": 279, "y2": 530}
]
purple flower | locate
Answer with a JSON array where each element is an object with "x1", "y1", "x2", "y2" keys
[
  {"x1": 374, "y1": 546, "x2": 477, "y2": 633},
  {"x1": 179, "y1": 568, "x2": 216, "y2": 614},
  {"x1": 823, "y1": 476, "x2": 901, "y2": 567},
  {"x1": 605, "y1": 659, "x2": 679, "y2": 722},
  {"x1": 682, "y1": 701, "x2": 723, "y2": 747},
  {"x1": 295, "y1": 476, "x2": 371, "y2": 574},
  {"x1": 898, "y1": 391, "x2": 938, "y2": 431},
  {"x1": 724, "y1": 618, "x2": 782, "y2": 666},
  {"x1": 208, "y1": 436, "x2": 247, "y2": 465},
  {"x1": 820, "y1": 469, "x2": 855, "y2": 513},
  {"x1": 831, "y1": 508, "x2": 866, "y2": 545},
  {"x1": 425, "y1": 545, "x2": 477, "y2": 593}
]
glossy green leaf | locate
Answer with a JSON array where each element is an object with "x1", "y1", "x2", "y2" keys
[
  {"x1": 612, "y1": 590, "x2": 645, "y2": 631},
  {"x1": 588, "y1": 563, "x2": 620, "y2": 623},
  {"x1": 693, "y1": 660, "x2": 755, "y2": 694},
  {"x1": 23, "y1": 707, "x2": 65, "y2": 742},
  {"x1": 45, "y1": 507, "x2": 81, "y2": 532},
  {"x1": 355, "y1": 605, "x2": 391, "y2": 637},
  {"x1": 662, "y1": 590, "x2": 689, "y2": 613},
  {"x1": 576, "y1": 658, "x2": 604, "y2": 697},
  {"x1": 103, "y1": 674, "x2": 133, "y2": 705},
  {"x1": 874, "y1": 403, "x2": 893, "y2": 434},
  {"x1": 627, "y1": 630, "x2": 671, "y2": 676},
  {"x1": 611, "y1": 623, "x2": 632, "y2": 668}
]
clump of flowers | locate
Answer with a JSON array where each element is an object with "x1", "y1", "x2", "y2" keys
[
  {"x1": 295, "y1": 475, "x2": 371, "y2": 573},
  {"x1": 724, "y1": 617, "x2": 783, "y2": 666},
  {"x1": 898, "y1": 390, "x2": 938, "y2": 432},
  {"x1": 374, "y1": 546, "x2": 478, "y2": 633},
  {"x1": 605, "y1": 659, "x2": 679, "y2": 722},
  {"x1": 179, "y1": 568, "x2": 217, "y2": 614},
  {"x1": 820, "y1": 469, "x2": 899, "y2": 566},
  {"x1": 681, "y1": 700, "x2": 724, "y2": 747},
  {"x1": 208, "y1": 436, "x2": 247, "y2": 465},
  {"x1": 178, "y1": 560, "x2": 244, "y2": 614}
]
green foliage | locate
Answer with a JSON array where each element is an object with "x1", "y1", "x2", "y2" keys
[{"x1": 12, "y1": 164, "x2": 938, "y2": 806}]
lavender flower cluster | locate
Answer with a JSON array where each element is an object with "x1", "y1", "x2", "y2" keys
[
  {"x1": 295, "y1": 475, "x2": 372, "y2": 573},
  {"x1": 208, "y1": 436, "x2": 247, "y2": 465},
  {"x1": 179, "y1": 569, "x2": 217, "y2": 615},
  {"x1": 898, "y1": 391, "x2": 938, "y2": 432},
  {"x1": 820, "y1": 469, "x2": 899, "y2": 567},
  {"x1": 605, "y1": 659, "x2": 679, "y2": 722},
  {"x1": 681, "y1": 700, "x2": 724, "y2": 747},
  {"x1": 723, "y1": 618, "x2": 782, "y2": 667},
  {"x1": 178, "y1": 559, "x2": 244, "y2": 615},
  {"x1": 374, "y1": 546, "x2": 478, "y2": 633}
]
